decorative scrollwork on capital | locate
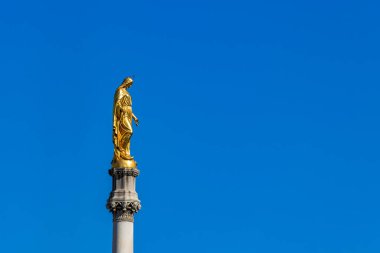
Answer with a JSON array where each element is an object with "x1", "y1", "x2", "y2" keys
[
  {"x1": 107, "y1": 200, "x2": 141, "y2": 222},
  {"x1": 114, "y1": 209, "x2": 134, "y2": 222},
  {"x1": 108, "y1": 168, "x2": 140, "y2": 177}
]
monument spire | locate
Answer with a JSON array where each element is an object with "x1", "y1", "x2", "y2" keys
[{"x1": 107, "y1": 77, "x2": 141, "y2": 253}]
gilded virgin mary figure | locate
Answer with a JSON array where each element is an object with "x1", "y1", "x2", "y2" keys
[{"x1": 112, "y1": 77, "x2": 139, "y2": 168}]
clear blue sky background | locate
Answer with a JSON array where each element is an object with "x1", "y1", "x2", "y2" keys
[{"x1": 1, "y1": 0, "x2": 380, "y2": 252}]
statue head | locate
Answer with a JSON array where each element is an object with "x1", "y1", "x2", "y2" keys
[{"x1": 121, "y1": 77, "x2": 133, "y2": 89}]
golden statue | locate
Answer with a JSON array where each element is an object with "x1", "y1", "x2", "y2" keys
[{"x1": 112, "y1": 77, "x2": 139, "y2": 168}]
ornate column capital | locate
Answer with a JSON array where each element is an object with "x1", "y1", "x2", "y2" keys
[
  {"x1": 108, "y1": 201, "x2": 142, "y2": 222},
  {"x1": 107, "y1": 166, "x2": 141, "y2": 223}
]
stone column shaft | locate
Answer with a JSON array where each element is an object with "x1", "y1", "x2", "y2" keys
[{"x1": 112, "y1": 221, "x2": 133, "y2": 253}]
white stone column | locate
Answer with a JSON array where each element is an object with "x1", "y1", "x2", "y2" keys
[
  {"x1": 112, "y1": 221, "x2": 134, "y2": 253},
  {"x1": 107, "y1": 167, "x2": 141, "y2": 253}
]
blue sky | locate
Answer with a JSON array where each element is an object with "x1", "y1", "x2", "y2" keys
[{"x1": 1, "y1": 0, "x2": 380, "y2": 252}]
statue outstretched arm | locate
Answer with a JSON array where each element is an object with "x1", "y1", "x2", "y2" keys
[{"x1": 132, "y1": 113, "x2": 139, "y2": 126}]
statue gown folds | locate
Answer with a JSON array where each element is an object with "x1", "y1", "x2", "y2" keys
[{"x1": 112, "y1": 78, "x2": 138, "y2": 168}]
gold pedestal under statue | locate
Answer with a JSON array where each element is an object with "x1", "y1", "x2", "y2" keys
[
  {"x1": 112, "y1": 158, "x2": 137, "y2": 169},
  {"x1": 111, "y1": 76, "x2": 139, "y2": 169}
]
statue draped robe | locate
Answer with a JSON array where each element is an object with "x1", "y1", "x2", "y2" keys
[{"x1": 112, "y1": 87, "x2": 134, "y2": 163}]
